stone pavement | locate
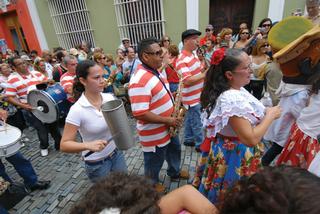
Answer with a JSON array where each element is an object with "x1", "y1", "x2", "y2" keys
[{"x1": 5, "y1": 117, "x2": 200, "y2": 214}]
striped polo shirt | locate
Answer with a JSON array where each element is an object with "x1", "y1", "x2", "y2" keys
[
  {"x1": 176, "y1": 50, "x2": 204, "y2": 107},
  {"x1": 60, "y1": 71, "x2": 76, "y2": 103},
  {"x1": 129, "y1": 64, "x2": 174, "y2": 152},
  {"x1": 5, "y1": 71, "x2": 47, "y2": 103}
]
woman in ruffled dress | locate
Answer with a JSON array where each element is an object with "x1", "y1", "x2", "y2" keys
[
  {"x1": 192, "y1": 48, "x2": 281, "y2": 204},
  {"x1": 277, "y1": 70, "x2": 320, "y2": 168}
]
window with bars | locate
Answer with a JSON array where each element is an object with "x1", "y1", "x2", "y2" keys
[
  {"x1": 114, "y1": 0, "x2": 165, "y2": 48},
  {"x1": 47, "y1": 0, "x2": 95, "y2": 50}
]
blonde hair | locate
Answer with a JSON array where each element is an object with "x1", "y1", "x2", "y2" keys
[{"x1": 219, "y1": 28, "x2": 233, "y2": 40}]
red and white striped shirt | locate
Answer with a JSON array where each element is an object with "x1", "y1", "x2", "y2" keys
[
  {"x1": 176, "y1": 50, "x2": 204, "y2": 107},
  {"x1": 60, "y1": 71, "x2": 76, "y2": 103},
  {"x1": 5, "y1": 71, "x2": 47, "y2": 103},
  {"x1": 129, "y1": 64, "x2": 174, "y2": 151}
]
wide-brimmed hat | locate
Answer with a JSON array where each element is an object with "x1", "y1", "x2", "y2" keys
[{"x1": 268, "y1": 16, "x2": 320, "y2": 64}]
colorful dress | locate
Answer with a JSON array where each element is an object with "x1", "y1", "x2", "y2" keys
[
  {"x1": 192, "y1": 88, "x2": 265, "y2": 204},
  {"x1": 277, "y1": 92, "x2": 320, "y2": 168}
]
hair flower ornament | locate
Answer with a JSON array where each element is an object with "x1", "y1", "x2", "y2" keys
[{"x1": 210, "y1": 48, "x2": 226, "y2": 65}]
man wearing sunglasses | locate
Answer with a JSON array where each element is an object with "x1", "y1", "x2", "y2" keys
[
  {"x1": 176, "y1": 29, "x2": 208, "y2": 152},
  {"x1": 200, "y1": 24, "x2": 216, "y2": 46},
  {"x1": 128, "y1": 37, "x2": 189, "y2": 193}
]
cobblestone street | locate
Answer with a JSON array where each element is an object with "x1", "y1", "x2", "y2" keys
[{"x1": 5, "y1": 118, "x2": 200, "y2": 213}]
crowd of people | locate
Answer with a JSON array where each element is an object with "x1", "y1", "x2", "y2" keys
[{"x1": 1, "y1": 0, "x2": 320, "y2": 213}]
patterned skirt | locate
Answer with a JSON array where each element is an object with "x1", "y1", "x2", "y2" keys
[
  {"x1": 276, "y1": 123, "x2": 320, "y2": 168},
  {"x1": 192, "y1": 135, "x2": 264, "y2": 204}
]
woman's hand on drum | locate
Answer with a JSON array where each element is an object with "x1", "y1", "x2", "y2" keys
[
  {"x1": 47, "y1": 79, "x2": 55, "y2": 86},
  {"x1": 85, "y1": 140, "x2": 108, "y2": 152}
]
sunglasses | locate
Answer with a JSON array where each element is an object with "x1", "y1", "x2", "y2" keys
[
  {"x1": 205, "y1": 29, "x2": 212, "y2": 32},
  {"x1": 262, "y1": 24, "x2": 271, "y2": 27},
  {"x1": 261, "y1": 44, "x2": 270, "y2": 48},
  {"x1": 241, "y1": 32, "x2": 249, "y2": 35},
  {"x1": 101, "y1": 57, "x2": 106, "y2": 59},
  {"x1": 145, "y1": 50, "x2": 163, "y2": 57},
  {"x1": 164, "y1": 39, "x2": 170, "y2": 42}
]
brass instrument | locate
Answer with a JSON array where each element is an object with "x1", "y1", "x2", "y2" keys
[
  {"x1": 168, "y1": 64, "x2": 187, "y2": 137},
  {"x1": 104, "y1": 75, "x2": 116, "y2": 87}
]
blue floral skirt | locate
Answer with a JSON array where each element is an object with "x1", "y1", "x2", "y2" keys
[{"x1": 192, "y1": 135, "x2": 264, "y2": 204}]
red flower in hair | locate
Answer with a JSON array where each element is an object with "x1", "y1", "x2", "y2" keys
[{"x1": 210, "y1": 48, "x2": 226, "y2": 65}]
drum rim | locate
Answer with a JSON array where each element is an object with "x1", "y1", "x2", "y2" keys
[
  {"x1": 27, "y1": 89, "x2": 60, "y2": 123},
  {"x1": 0, "y1": 125, "x2": 22, "y2": 148}
]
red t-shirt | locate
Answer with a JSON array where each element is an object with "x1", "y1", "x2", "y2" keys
[{"x1": 165, "y1": 58, "x2": 179, "y2": 83}]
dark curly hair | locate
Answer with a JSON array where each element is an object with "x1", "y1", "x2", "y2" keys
[
  {"x1": 200, "y1": 48, "x2": 244, "y2": 116},
  {"x1": 70, "y1": 172, "x2": 161, "y2": 214},
  {"x1": 220, "y1": 166, "x2": 320, "y2": 214}
]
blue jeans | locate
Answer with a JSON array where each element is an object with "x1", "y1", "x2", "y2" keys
[
  {"x1": 184, "y1": 103, "x2": 203, "y2": 147},
  {"x1": 84, "y1": 150, "x2": 127, "y2": 183},
  {"x1": 143, "y1": 136, "x2": 181, "y2": 184},
  {"x1": 0, "y1": 152, "x2": 38, "y2": 187}
]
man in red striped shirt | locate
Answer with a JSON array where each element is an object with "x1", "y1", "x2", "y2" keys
[
  {"x1": 129, "y1": 38, "x2": 189, "y2": 192},
  {"x1": 60, "y1": 55, "x2": 78, "y2": 104},
  {"x1": 176, "y1": 29, "x2": 208, "y2": 152},
  {"x1": 6, "y1": 57, "x2": 61, "y2": 157}
]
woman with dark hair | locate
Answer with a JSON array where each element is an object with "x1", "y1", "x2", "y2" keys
[
  {"x1": 258, "y1": 18, "x2": 272, "y2": 38},
  {"x1": 160, "y1": 35, "x2": 171, "y2": 49},
  {"x1": 60, "y1": 60, "x2": 127, "y2": 182},
  {"x1": 221, "y1": 166, "x2": 320, "y2": 213},
  {"x1": 192, "y1": 48, "x2": 281, "y2": 204}
]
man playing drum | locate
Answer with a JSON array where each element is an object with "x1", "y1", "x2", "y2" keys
[{"x1": 5, "y1": 57, "x2": 61, "y2": 157}]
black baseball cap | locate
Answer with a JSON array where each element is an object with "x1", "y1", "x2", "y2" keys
[{"x1": 181, "y1": 29, "x2": 202, "y2": 42}]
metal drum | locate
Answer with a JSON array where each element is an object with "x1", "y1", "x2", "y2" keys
[
  {"x1": 0, "y1": 124, "x2": 22, "y2": 157},
  {"x1": 27, "y1": 83, "x2": 68, "y2": 123},
  {"x1": 101, "y1": 99, "x2": 134, "y2": 150}
]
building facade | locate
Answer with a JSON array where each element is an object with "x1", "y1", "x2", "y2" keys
[{"x1": 0, "y1": 0, "x2": 307, "y2": 55}]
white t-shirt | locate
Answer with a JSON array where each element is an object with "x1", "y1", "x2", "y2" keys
[
  {"x1": 297, "y1": 92, "x2": 320, "y2": 139},
  {"x1": 66, "y1": 92, "x2": 117, "y2": 161}
]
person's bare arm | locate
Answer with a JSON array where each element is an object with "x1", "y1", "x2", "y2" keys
[
  {"x1": 229, "y1": 106, "x2": 281, "y2": 147},
  {"x1": 159, "y1": 185, "x2": 218, "y2": 214},
  {"x1": 60, "y1": 123, "x2": 108, "y2": 153},
  {"x1": 7, "y1": 96, "x2": 33, "y2": 111}
]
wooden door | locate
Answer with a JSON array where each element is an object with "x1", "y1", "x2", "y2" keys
[
  {"x1": 4, "y1": 13, "x2": 29, "y2": 51},
  {"x1": 209, "y1": 0, "x2": 255, "y2": 34}
]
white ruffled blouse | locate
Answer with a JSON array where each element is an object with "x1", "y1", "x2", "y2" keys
[{"x1": 202, "y1": 88, "x2": 265, "y2": 138}]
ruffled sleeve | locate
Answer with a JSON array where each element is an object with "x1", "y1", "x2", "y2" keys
[{"x1": 202, "y1": 88, "x2": 265, "y2": 137}]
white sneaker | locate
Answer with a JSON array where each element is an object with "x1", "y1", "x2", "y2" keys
[{"x1": 40, "y1": 149, "x2": 49, "y2": 157}]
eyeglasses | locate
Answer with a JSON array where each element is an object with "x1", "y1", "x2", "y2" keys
[
  {"x1": 241, "y1": 32, "x2": 249, "y2": 35},
  {"x1": 145, "y1": 50, "x2": 163, "y2": 57},
  {"x1": 262, "y1": 24, "x2": 271, "y2": 27},
  {"x1": 205, "y1": 29, "x2": 212, "y2": 32}
]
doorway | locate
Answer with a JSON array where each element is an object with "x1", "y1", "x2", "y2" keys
[
  {"x1": 209, "y1": 0, "x2": 255, "y2": 34},
  {"x1": 4, "y1": 12, "x2": 29, "y2": 52}
]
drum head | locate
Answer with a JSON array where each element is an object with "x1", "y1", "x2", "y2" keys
[
  {"x1": 0, "y1": 124, "x2": 21, "y2": 157},
  {"x1": 27, "y1": 90, "x2": 59, "y2": 123}
]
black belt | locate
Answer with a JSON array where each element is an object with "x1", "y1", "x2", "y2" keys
[{"x1": 84, "y1": 149, "x2": 118, "y2": 166}]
